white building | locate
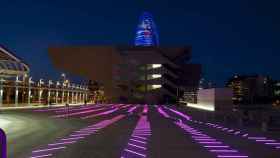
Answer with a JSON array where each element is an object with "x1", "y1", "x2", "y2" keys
[{"x1": 187, "y1": 88, "x2": 233, "y2": 111}]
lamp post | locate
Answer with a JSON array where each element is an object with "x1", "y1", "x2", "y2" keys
[
  {"x1": 76, "y1": 85, "x2": 79, "y2": 103},
  {"x1": 48, "y1": 80, "x2": 53, "y2": 106},
  {"x1": 28, "y1": 77, "x2": 34, "y2": 106},
  {"x1": 72, "y1": 83, "x2": 76, "y2": 104},
  {"x1": 0, "y1": 78, "x2": 5, "y2": 107},
  {"x1": 61, "y1": 73, "x2": 66, "y2": 104},
  {"x1": 79, "y1": 85, "x2": 82, "y2": 103},
  {"x1": 38, "y1": 79, "x2": 44, "y2": 105},
  {"x1": 62, "y1": 82, "x2": 66, "y2": 104},
  {"x1": 85, "y1": 86, "x2": 88, "y2": 103},
  {"x1": 15, "y1": 76, "x2": 20, "y2": 106},
  {"x1": 77, "y1": 85, "x2": 80, "y2": 103},
  {"x1": 71, "y1": 83, "x2": 74, "y2": 104},
  {"x1": 56, "y1": 81, "x2": 60, "y2": 104},
  {"x1": 66, "y1": 81, "x2": 70, "y2": 104}
]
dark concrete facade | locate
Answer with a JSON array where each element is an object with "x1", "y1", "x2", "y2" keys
[{"x1": 49, "y1": 46, "x2": 201, "y2": 104}]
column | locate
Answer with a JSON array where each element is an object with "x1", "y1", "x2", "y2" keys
[
  {"x1": 38, "y1": 89, "x2": 43, "y2": 105},
  {"x1": 67, "y1": 91, "x2": 69, "y2": 104},
  {"x1": 82, "y1": 93, "x2": 85, "y2": 103},
  {"x1": 48, "y1": 80, "x2": 53, "y2": 106},
  {"x1": 78, "y1": 92, "x2": 81, "y2": 103},
  {"x1": 28, "y1": 87, "x2": 31, "y2": 106},
  {"x1": 76, "y1": 92, "x2": 79, "y2": 103},
  {"x1": 71, "y1": 92, "x2": 74, "y2": 104},
  {"x1": 55, "y1": 90, "x2": 58, "y2": 104},
  {"x1": 62, "y1": 90, "x2": 64, "y2": 104},
  {"x1": 48, "y1": 89, "x2": 51, "y2": 106},
  {"x1": 75, "y1": 92, "x2": 78, "y2": 103}
]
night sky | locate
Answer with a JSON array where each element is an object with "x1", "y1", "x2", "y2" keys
[{"x1": 0, "y1": 0, "x2": 279, "y2": 86}]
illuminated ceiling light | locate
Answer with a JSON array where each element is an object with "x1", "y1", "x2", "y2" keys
[
  {"x1": 152, "y1": 64, "x2": 161, "y2": 68},
  {"x1": 151, "y1": 74, "x2": 161, "y2": 79},
  {"x1": 152, "y1": 85, "x2": 162, "y2": 89}
]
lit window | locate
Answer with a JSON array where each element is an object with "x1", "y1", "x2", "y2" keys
[
  {"x1": 147, "y1": 74, "x2": 162, "y2": 80},
  {"x1": 152, "y1": 85, "x2": 162, "y2": 89},
  {"x1": 152, "y1": 74, "x2": 161, "y2": 78},
  {"x1": 152, "y1": 64, "x2": 162, "y2": 68}
]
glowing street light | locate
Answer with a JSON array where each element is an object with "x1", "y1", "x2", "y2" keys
[
  {"x1": 15, "y1": 76, "x2": 20, "y2": 106},
  {"x1": 38, "y1": 79, "x2": 44, "y2": 105},
  {"x1": 55, "y1": 81, "x2": 60, "y2": 104},
  {"x1": 48, "y1": 80, "x2": 53, "y2": 106},
  {"x1": 0, "y1": 78, "x2": 6, "y2": 107},
  {"x1": 28, "y1": 77, "x2": 34, "y2": 106}
]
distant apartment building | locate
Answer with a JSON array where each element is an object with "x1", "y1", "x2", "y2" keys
[
  {"x1": 226, "y1": 75, "x2": 273, "y2": 104},
  {"x1": 272, "y1": 81, "x2": 280, "y2": 107}
]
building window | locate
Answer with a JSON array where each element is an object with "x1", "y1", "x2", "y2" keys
[
  {"x1": 147, "y1": 74, "x2": 162, "y2": 80},
  {"x1": 147, "y1": 84, "x2": 162, "y2": 91},
  {"x1": 152, "y1": 64, "x2": 162, "y2": 68}
]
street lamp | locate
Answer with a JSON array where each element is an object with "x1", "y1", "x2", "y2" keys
[
  {"x1": 56, "y1": 81, "x2": 60, "y2": 104},
  {"x1": 0, "y1": 78, "x2": 6, "y2": 107},
  {"x1": 48, "y1": 80, "x2": 53, "y2": 106},
  {"x1": 28, "y1": 77, "x2": 34, "y2": 106},
  {"x1": 15, "y1": 76, "x2": 21, "y2": 106},
  {"x1": 66, "y1": 80, "x2": 70, "y2": 104},
  {"x1": 62, "y1": 80, "x2": 67, "y2": 104},
  {"x1": 38, "y1": 79, "x2": 44, "y2": 105}
]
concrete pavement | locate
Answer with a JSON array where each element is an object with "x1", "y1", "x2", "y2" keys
[{"x1": 1, "y1": 104, "x2": 279, "y2": 158}]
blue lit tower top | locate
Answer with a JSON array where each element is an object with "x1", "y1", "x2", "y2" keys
[{"x1": 134, "y1": 12, "x2": 159, "y2": 46}]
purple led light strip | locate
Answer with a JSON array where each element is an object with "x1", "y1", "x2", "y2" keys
[
  {"x1": 120, "y1": 111, "x2": 151, "y2": 158},
  {"x1": 81, "y1": 107, "x2": 119, "y2": 119},
  {"x1": 128, "y1": 105, "x2": 139, "y2": 113},
  {"x1": 142, "y1": 104, "x2": 148, "y2": 114},
  {"x1": 80, "y1": 104, "x2": 133, "y2": 119},
  {"x1": 52, "y1": 107, "x2": 109, "y2": 118},
  {"x1": 163, "y1": 106, "x2": 191, "y2": 120},
  {"x1": 158, "y1": 107, "x2": 248, "y2": 158},
  {"x1": 164, "y1": 105, "x2": 280, "y2": 151},
  {"x1": 29, "y1": 115, "x2": 125, "y2": 158},
  {"x1": 203, "y1": 122, "x2": 280, "y2": 150},
  {"x1": 34, "y1": 106, "x2": 79, "y2": 112},
  {"x1": 30, "y1": 154, "x2": 53, "y2": 158},
  {"x1": 54, "y1": 104, "x2": 104, "y2": 113},
  {"x1": 33, "y1": 104, "x2": 100, "y2": 112},
  {"x1": 174, "y1": 122, "x2": 248, "y2": 158},
  {"x1": 157, "y1": 106, "x2": 170, "y2": 118}
]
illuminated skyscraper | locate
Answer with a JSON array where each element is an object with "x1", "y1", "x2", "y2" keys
[{"x1": 134, "y1": 12, "x2": 159, "y2": 46}]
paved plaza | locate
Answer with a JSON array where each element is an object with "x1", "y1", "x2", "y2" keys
[{"x1": 1, "y1": 104, "x2": 280, "y2": 158}]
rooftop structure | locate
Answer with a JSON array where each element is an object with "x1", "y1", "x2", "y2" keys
[{"x1": 0, "y1": 46, "x2": 29, "y2": 77}]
